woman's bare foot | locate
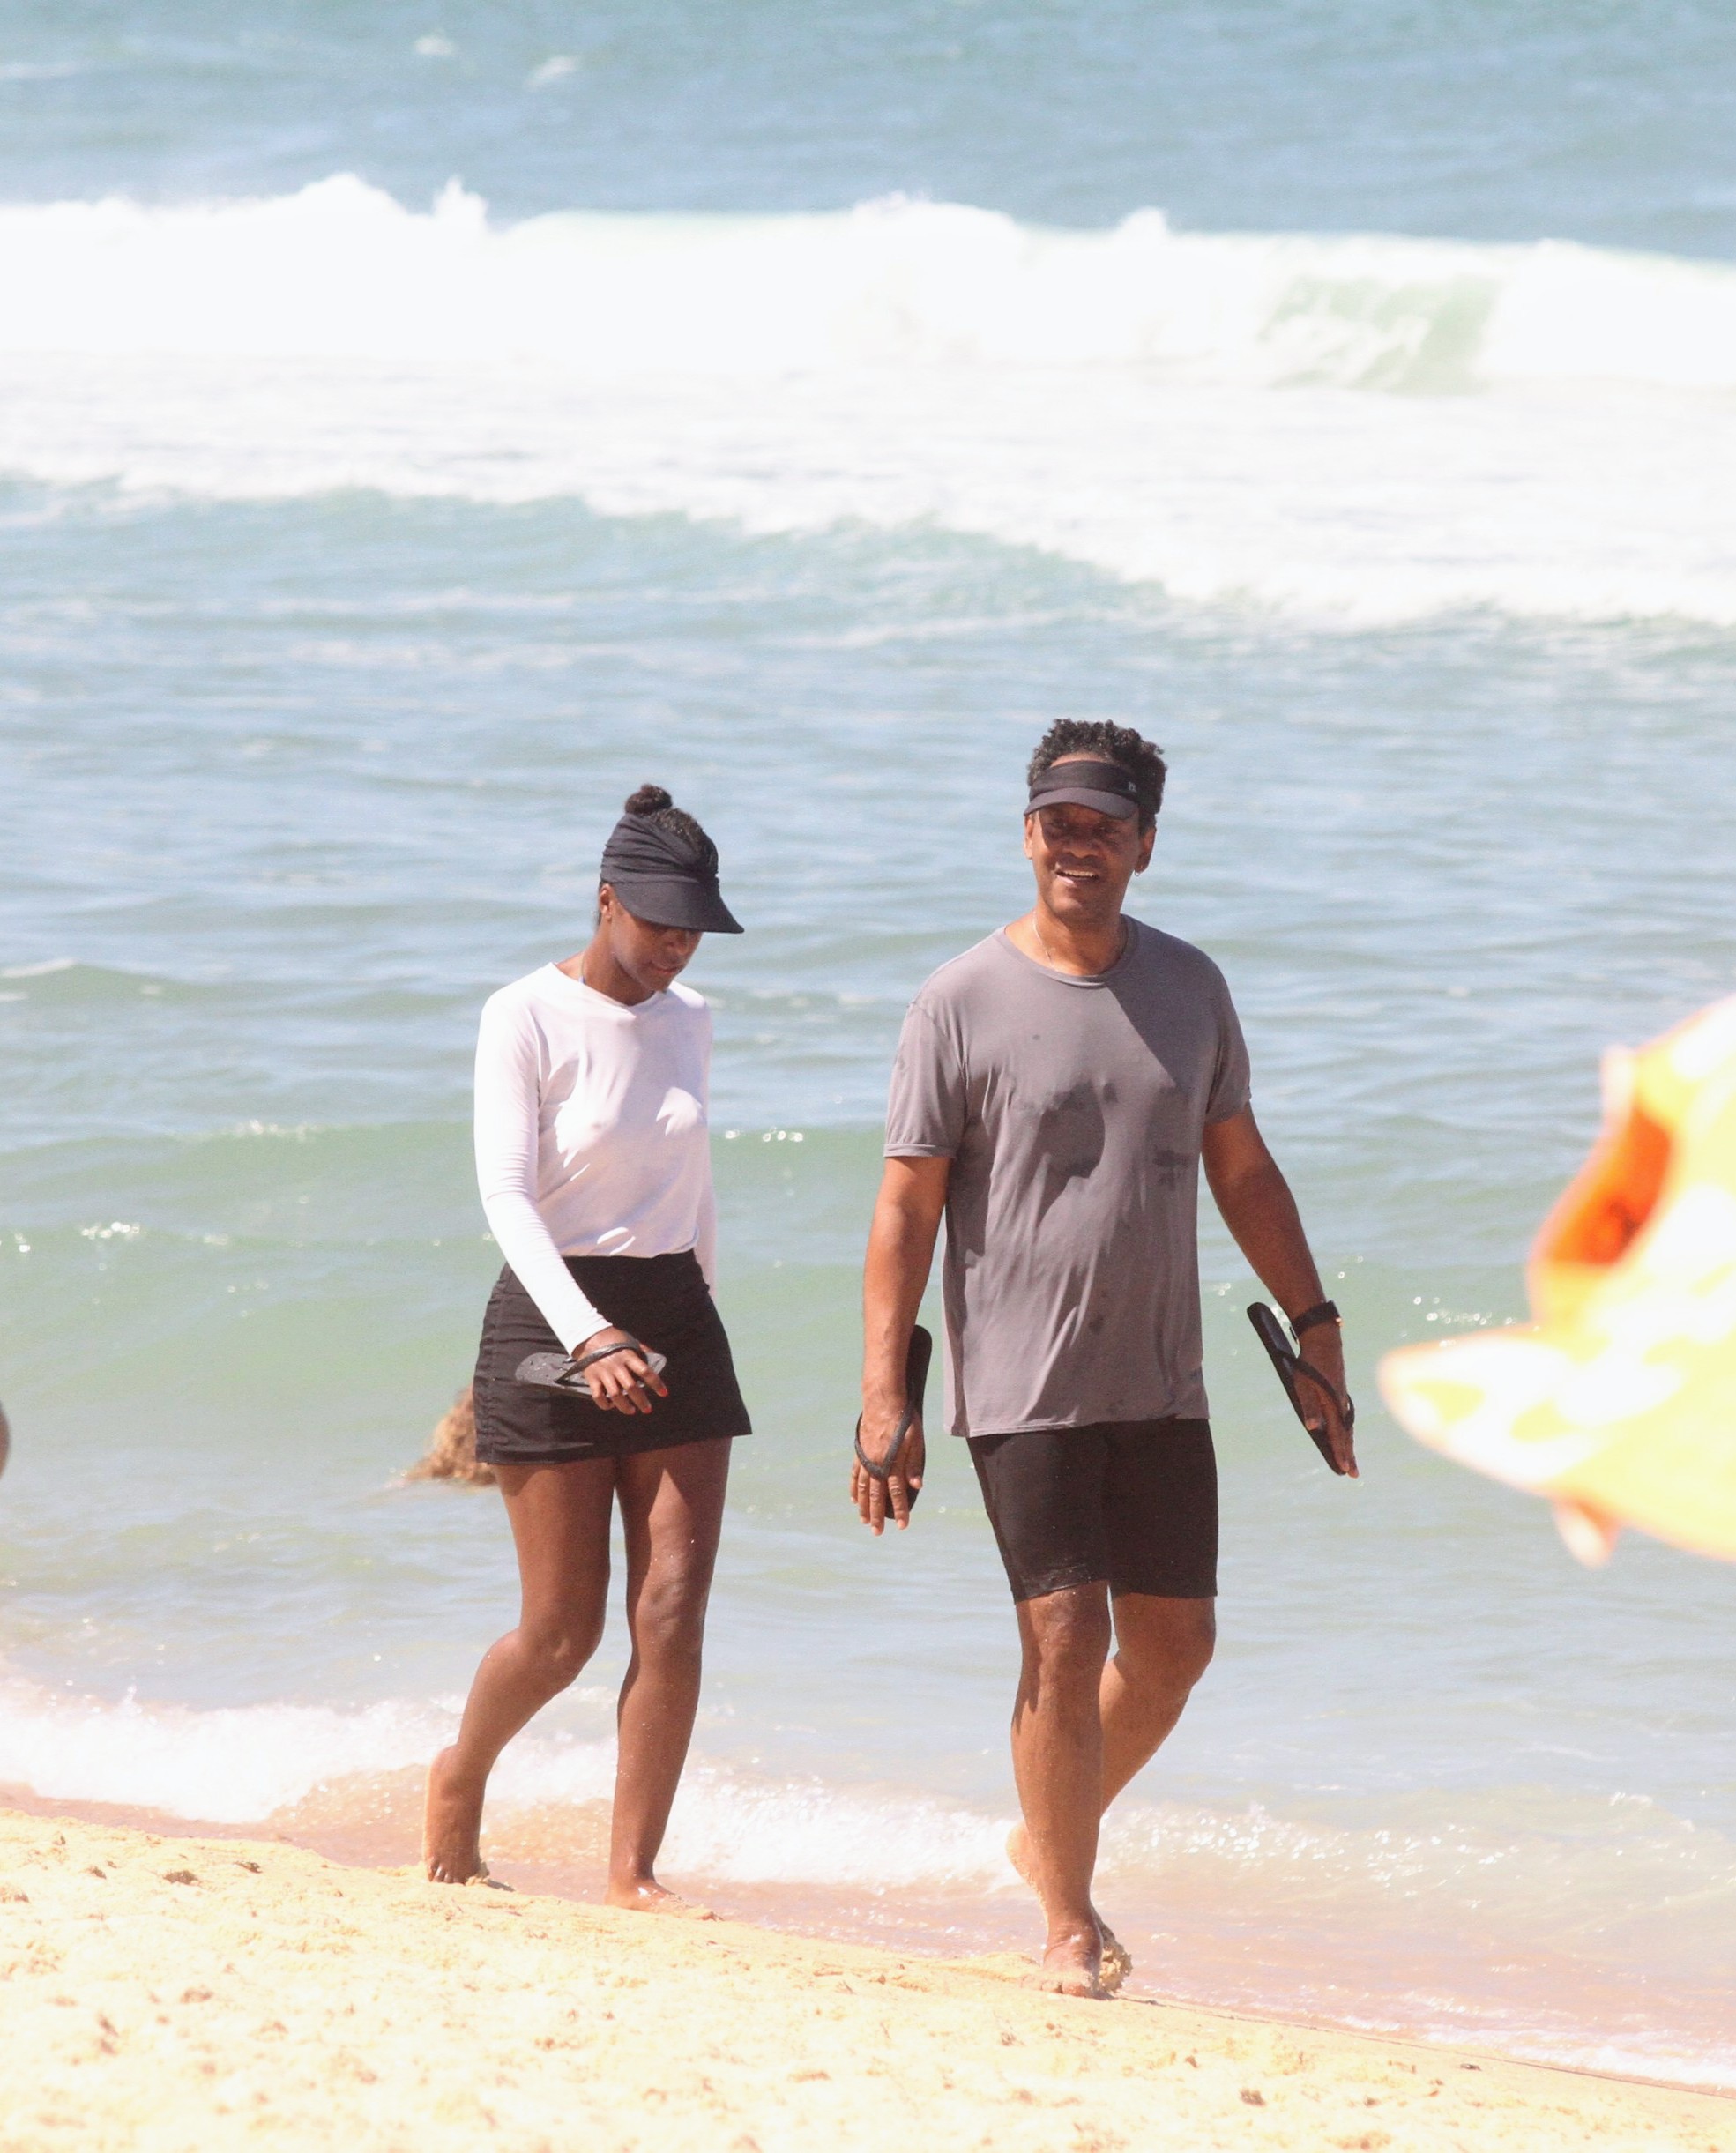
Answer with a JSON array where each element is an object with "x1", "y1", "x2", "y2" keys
[
  {"x1": 605, "y1": 1875, "x2": 716, "y2": 1919},
  {"x1": 1030, "y1": 1926, "x2": 1106, "y2": 2000},
  {"x1": 1007, "y1": 1822, "x2": 1131, "y2": 1994},
  {"x1": 423, "y1": 1746, "x2": 488, "y2": 1883}
]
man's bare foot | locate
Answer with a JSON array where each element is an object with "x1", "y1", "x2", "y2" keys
[
  {"x1": 1030, "y1": 1926, "x2": 1106, "y2": 2000},
  {"x1": 1007, "y1": 1822, "x2": 1131, "y2": 1994},
  {"x1": 605, "y1": 1876, "x2": 716, "y2": 1919},
  {"x1": 423, "y1": 1746, "x2": 488, "y2": 1884}
]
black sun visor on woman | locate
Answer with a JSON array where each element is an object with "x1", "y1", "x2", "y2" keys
[{"x1": 600, "y1": 811, "x2": 744, "y2": 934}]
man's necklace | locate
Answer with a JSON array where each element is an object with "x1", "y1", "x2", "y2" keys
[{"x1": 1032, "y1": 914, "x2": 1129, "y2": 973}]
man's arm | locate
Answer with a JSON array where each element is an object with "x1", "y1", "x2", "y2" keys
[
  {"x1": 1202, "y1": 1106, "x2": 1358, "y2": 1479},
  {"x1": 856, "y1": 1154, "x2": 951, "y2": 1533}
]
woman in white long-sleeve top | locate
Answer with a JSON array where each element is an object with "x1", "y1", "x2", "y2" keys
[{"x1": 424, "y1": 784, "x2": 750, "y2": 1912}]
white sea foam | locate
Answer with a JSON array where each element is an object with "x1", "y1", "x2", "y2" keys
[
  {"x1": 6, "y1": 1676, "x2": 1732, "y2": 1918},
  {"x1": 0, "y1": 176, "x2": 1732, "y2": 623},
  {"x1": 499, "y1": 1741, "x2": 1011, "y2": 1888},
  {"x1": 0, "y1": 1676, "x2": 1009, "y2": 1884},
  {"x1": 0, "y1": 1680, "x2": 452, "y2": 1822}
]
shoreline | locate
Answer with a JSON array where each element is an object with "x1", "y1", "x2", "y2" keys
[
  {"x1": 4, "y1": 1803, "x2": 1731, "y2": 2150},
  {"x1": 6, "y1": 1782, "x2": 1732, "y2": 2101}
]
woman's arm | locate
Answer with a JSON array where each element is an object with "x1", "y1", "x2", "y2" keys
[
  {"x1": 473, "y1": 995, "x2": 608, "y2": 1355},
  {"x1": 694, "y1": 1173, "x2": 718, "y2": 1292}
]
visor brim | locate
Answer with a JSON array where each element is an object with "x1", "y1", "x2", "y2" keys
[
  {"x1": 1025, "y1": 786, "x2": 1139, "y2": 821},
  {"x1": 608, "y1": 876, "x2": 744, "y2": 934}
]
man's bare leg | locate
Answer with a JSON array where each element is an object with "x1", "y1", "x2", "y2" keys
[
  {"x1": 424, "y1": 1456, "x2": 615, "y2": 1882},
  {"x1": 1098, "y1": 1592, "x2": 1216, "y2": 1802},
  {"x1": 1010, "y1": 1583, "x2": 1114, "y2": 1996},
  {"x1": 604, "y1": 1435, "x2": 732, "y2": 1917},
  {"x1": 1009, "y1": 1592, "x2": 1216, "y2": 1977}
]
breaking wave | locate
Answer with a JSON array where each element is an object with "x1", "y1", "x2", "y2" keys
[
  {"x1": 2, "y1": 176, "x2": 1733, "y2": 624},
  {"x1": 4, "y1": 175, "x2": 1735, "y2": 391}
]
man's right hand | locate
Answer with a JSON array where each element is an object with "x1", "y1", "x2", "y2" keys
[
  {"x1": 573, "y1": 1327, "x2": 668, "y2": 1415},
  {"x1": 856, "y1": 1154, "x2": 950, "y2": 1536},
  {"x1": 852, "y1": 1401, "x2": 926, "y2": 1534}
]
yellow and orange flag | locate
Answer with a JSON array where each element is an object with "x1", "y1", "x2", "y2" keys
[{"x1": 1381, "y1": 995, "x2": 1736, "y2": 1565}]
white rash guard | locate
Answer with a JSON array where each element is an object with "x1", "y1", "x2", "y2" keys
[{"x1": 473, "y1": 963, "x2": 717, "y2": 1353}]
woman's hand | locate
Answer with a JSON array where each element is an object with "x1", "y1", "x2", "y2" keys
[{"x1": 574, "y1": 1327, "x2": 669, "y2": 1415}]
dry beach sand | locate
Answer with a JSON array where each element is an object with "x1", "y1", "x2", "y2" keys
[{"x1": 1, "y1": 1807, "x2": 1729, "y2": 2152}]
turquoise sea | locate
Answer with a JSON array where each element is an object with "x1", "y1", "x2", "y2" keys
[{"x1": 3, "y1": 0, "x2": 1734, "y2": 2084}]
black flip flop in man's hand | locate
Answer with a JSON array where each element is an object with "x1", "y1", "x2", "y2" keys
[
  {"x1": 1247, "y1": 1300, "x2": 1359, "y2": 1478},
  {"x1": 853, "y1": 1324, "x2": 934, "y2": 1533}
]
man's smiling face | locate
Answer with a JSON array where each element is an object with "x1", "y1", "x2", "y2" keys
[{"x1": 1024, "y1": 792, "x2": 1153, "y2": 930}]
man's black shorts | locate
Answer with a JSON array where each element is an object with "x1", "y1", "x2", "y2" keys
[{"x1": 966, "y1": 1419, "x2": 1217, "y2": 1604}]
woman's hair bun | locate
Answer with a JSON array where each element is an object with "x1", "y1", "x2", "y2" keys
[{"x1": 624, "y1": 782, "x2": 674, "y2": 816}]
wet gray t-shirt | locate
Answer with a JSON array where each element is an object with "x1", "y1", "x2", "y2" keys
[{"x1": 884, "y1": 921, "x2": 1250, "y2": 1436}]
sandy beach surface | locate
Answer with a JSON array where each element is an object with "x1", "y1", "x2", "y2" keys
[{"x1": 1, "y1": 1806, "x2": 1728, "y2": 2153}]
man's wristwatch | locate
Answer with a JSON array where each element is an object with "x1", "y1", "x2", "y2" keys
[{"x1": 1289, "y1": 1300, "x2": 1341, "y2": 1337}]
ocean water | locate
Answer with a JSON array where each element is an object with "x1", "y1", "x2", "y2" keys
[{"x1": 4, "y1": 0, "x2": 1736, "y2": 2089}]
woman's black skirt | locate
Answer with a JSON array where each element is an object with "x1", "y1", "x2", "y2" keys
[{"x1": 472, "y1": 1250, "x2": 751, "y2": 1466}]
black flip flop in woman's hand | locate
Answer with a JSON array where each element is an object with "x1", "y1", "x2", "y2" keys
[{"x1": 570, "y1": 1328, "x2": 670, "y2": 1415}]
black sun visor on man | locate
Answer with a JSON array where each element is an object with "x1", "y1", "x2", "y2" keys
[{"x1": 1025, "y1": 757, "x2": 1143, "y2": 821}]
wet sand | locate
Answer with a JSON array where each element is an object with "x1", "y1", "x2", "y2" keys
[{"x1": 2, "y1": 1805, "x2": 1729, "y2": 2152}]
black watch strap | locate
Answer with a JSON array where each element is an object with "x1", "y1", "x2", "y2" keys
[{"x1": 1290, "y1": 1300, "x2": 1341, "y2": 1336}]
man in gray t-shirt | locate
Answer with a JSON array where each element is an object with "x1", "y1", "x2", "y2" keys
[
  {"x1": 884, "y1": 920, "x2": 1250, "y2": 1435},
  {"x1": 853, "y1": 721, "x2": 1355, "y2": 2003}
]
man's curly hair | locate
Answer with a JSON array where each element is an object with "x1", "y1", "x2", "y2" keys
[{"x1": 1026, "y1": 719, "x2": 1166, "y2": 831}]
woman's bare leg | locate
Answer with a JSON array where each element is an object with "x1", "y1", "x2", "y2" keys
[
  {"x1": 424, "y1": 1456, "x2": 615, "y2": 1882},
  {"x1": 604, "y1": 1435, "x2": 732, "y2": 1913}
]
